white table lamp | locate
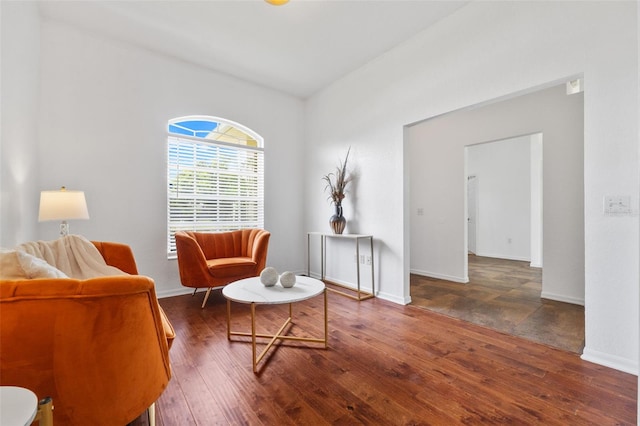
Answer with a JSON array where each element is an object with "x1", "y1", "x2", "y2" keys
[{"x1": 39, "y1": 186, "x2": 89, "y2": 237}]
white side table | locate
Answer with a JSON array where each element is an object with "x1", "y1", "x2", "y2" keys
[
  {"x1": 307, "y1": 232, "x2": 375, "y2": 300},
  {"x1": 0, "y1": 386, "x2": 38, "y2": 426}
]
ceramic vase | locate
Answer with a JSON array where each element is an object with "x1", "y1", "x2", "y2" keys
[{"x1": 329, "y1": 203, "x2": 346, "y2": 234}]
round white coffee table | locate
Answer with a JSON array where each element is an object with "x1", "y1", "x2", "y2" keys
[{"x1": 222, "y1": 275, "x2": 328, "y2": 373}]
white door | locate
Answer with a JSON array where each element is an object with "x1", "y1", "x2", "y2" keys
[{"x1": 467, "y1": 175, "x2": 478, "y2": 254}]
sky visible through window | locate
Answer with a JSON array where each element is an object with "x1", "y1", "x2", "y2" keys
[{"x1": 168, "y1": 120, "x2": 218, "y2": 138}]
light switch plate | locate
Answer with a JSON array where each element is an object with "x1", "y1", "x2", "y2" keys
[{"x1": 604, "y1": 195, "x2": 631, "y2": 215}]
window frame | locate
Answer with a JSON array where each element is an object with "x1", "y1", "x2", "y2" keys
[{"x1": 166, "y1": 116, "x2": 264, "y2": 258}]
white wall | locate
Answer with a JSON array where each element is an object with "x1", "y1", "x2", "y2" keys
[
  {"x1": 3, "y1": 11, "x2": 306, "y2": 297},
  {"x1": 0, "y1": 2, "x2": 41, "y2": 246},
  {"x1": 407, "y1": 85, "x2": 584, "y2": 305},
  {"x1": 637, "y1": 0, "x2": 640, "y2": 412},
  {"x1": 305, "y1": 1, "x2": 638, "y2": 373},
  {"x1": 530, "y1": 133, "x2": 543, "y2": 268},
  {"x1": 467, "y1": 135, "x2": 532, "y2": 262}
]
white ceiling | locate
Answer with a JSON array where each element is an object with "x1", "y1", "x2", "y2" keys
[{"x1": 38, "y1": 0, "x2": 470, "y2": 99}]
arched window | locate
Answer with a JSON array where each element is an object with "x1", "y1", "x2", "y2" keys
[{"x1": 167, "y1": 116, "x2": 264, "y2": 256}]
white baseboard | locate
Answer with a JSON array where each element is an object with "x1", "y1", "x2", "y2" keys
[
  {"x1": 581, "y1": 347, "x2": 638, "y2": 375},
  {"x1": 540, "y1": 291, "x2": 584, "y2": 306},
  {"x1": 157, "y1": 287, "x2": 193, "y2": 299},
  {"x1": 410, "y1": 269, "x2": 469, "y2": 283},
  {"x1": 475, "y1": 252, "x2": 530, "y2": 262},
  {"x1": 312, "y1": 276, "x2": 407, "y2": 305},
  {"x1": 307, "y1": 271, "x2": 323, "y2": 280},
  {"x1": 529, "y1": 262, "x2": 542, "y2": 268},
  {"x1": 323, "y1": 275, "x2": 374, "y2": 293},
  {"x1": 376, "y1": 291, "x2": 410, "y2": 305}
]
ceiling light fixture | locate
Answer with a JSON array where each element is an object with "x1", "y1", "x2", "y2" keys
[{"x1": 265, "y1": 0, "x2": 289, "y2": 5}]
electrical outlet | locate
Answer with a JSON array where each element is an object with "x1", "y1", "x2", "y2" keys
[{"x1": 360, "y1": 255, "x2": 365, "y2": 264}]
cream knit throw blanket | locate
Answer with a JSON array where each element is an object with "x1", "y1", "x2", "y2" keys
[{"x1": 17, "y1": 235, "x2": 126, "y2": 279}]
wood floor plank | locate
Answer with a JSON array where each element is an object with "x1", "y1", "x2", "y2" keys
[
  {"x1": 127, "y1": 282, "x2": 637, "y2": 425},
  {"x1": 327, "y1": 309, "x2": 561, "y2": 424},
  {"x1": 315, "y1": 295, "x2": 631, "y2": 424}
]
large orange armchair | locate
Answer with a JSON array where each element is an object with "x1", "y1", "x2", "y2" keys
[
  {"x1": 175, "y1": 229, "x2": 270, "y2": 307},
  {"x1": 0, "y1": 241, "x2": 174, "y2": 425}
]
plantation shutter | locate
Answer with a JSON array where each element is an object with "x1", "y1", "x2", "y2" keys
[{"x1": 167, "y1": 133, "x2": 264, "y2": 256}]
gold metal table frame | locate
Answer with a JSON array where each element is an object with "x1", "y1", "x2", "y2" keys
[
  {"x1": 307, "y1": 232, "x2": 375, "y2": 301},
  {"x1": 223, "y1": 276, "x2": 328, "y2": 374}
]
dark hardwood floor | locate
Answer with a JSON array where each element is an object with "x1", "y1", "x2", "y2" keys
[
  {"x1": 411, "y1": 255, "x2": 585, "y2": 353},
  {"x1": 135, "y1": 283, "x2": 635, "y2": 425}
]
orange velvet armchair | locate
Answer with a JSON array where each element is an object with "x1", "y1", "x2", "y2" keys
[
  {"x1": 0, "y1": 242, "x2": 175, "y2": 425},
  {"x1": 175, "y1": 229, "x2": 270, "y2": 307}
]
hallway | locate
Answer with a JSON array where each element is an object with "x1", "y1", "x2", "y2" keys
[{"x1": 410, "y1": 255, "x2": 585, "y2": 353}]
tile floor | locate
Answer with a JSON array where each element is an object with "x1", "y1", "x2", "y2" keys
[{"x1": 410, "y1": 255, "x2": 585, "y2": 353}]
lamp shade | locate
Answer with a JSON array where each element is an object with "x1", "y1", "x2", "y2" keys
[
  {"x1": 38, "y1": 187, "x2": 89, "y2": 222},
  {"x1": 265, "y1": 0, "x2": 289, "y2": 5}
]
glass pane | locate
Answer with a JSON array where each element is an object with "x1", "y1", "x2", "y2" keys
[{"x1": 168, "y1": 118, "x2": 261, "y2": 148}]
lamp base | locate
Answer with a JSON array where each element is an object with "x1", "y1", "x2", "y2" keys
[{"x1": 59, "y1": 221, "x2": 69, "y2": 237}]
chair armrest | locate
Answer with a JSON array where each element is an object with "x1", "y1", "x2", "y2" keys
[
  {"x1": 0, "y1": 275, "x2": 171, "y2": 424},
  {"x1": 92, "y1": 241, "x2": 139, "y2": 275},
  {"x1": 92, "y1": 241, "x2": 174, "y2": 348},
  {"x1": 157, "y1": 305, "x2": 176, "y2": 350},
  {"x1": 250, "y1": 230, "x2": 271, "y2": 272},
  {"x1": 175, "y1": 232, "x2": 212, "y2": 287}
]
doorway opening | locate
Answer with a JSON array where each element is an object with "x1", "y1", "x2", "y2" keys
[
  {"x1": 406, "y1": 81, "x2": 584, "y2": 352},
  {"x1": 465, "y1": 133, "x2": 543, "y2": 268}
]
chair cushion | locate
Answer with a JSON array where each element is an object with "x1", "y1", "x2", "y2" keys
[{"x1": 206, "y1": 257, "x2": 257, "y2": 279}]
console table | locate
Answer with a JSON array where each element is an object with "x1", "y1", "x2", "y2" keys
[{"x1": 307, "y1": 232, "x2": 375, "y2": 301}]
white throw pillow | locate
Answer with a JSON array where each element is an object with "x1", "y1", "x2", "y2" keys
[
  {"x1": 15, "y1": 250, "x2": 68, "y2": 279},
  {"x1": 0, "y1": 249, "x2": 25, "y2": 279}
]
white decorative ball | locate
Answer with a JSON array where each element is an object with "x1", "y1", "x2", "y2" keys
[
  {"x1": 280, "y1": 271, "x2": 296, "y2": 288},
  {"x1": 260, "y1": 267, "x2": 278, "y2": 287}
]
